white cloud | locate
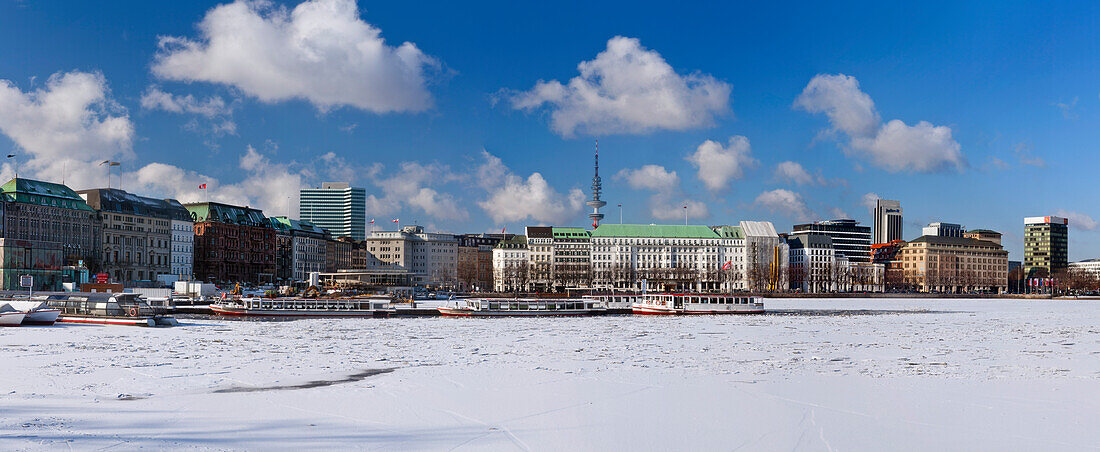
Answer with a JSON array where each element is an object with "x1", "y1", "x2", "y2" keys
[
  {"x1": 151, "y1": 0, "x2": 435, "y2": 113},
  {"x1": 829, "y1": 207, "x2": 850, "y2": 220},
  {"x1": 774, "y1": 161, "x2": 813, "y2": 186},
  {"x1": 141, "y1": 86, "x2": 237, "y2": 137},
  {"x1": 128, "y1": 146, "x2": 306, "y2": 218},
  {"x1": 794, "y1": 74, "x2": 879, "y2": 137},
  {"x1": 795, "y1": 73, "x2": 964, "y2": 173},
  {"x1": 687, "y1": 135, "x2": 756, "y2": 192},
  {"x1": 849, "y1": 119, "x2": 963, "y2": 173},
  {"x1": 615, "y1": 164, "x2": 679, "y2": 192},
  {"x1": 476, "y1": 151, "x2": 584, "y2": 224},
  {"x1": 861, "y1": 192, "x2": 880, "y2": 213},
  {"x1": 1055, "y1": 209, "x2": 1097, "y2": 231},
  {"x1": 0, "y1": 70, "x2": 134, "y2": 189},
  {"x1": 755, "y1": 189, "x2": 816, "y2": 222},
  {"x1": 649, "y1": 196, "x2": 708, "y2": 221},
  {"x1": 364, "y1": 161, "x2": 466, "y2": 221},
  {"x1": 615, "y1": 164, "x2": 707, "y2": 221},
  {"x1": 509, "y1": 36, "x2": 730, "y2": 137}
]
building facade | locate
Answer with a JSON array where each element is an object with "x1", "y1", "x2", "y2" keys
[
  {"x1": 792, "y1": 219, "x2": 870, "y2": 263},
  {"x1": 0, "y1": 178, "x2": 100, "y2": 274},
  {"x1": 492, "y1": 235, "x2": 529, "y2": 292},
  {"x1": 551, "y1": 227, "x2": 591, "y2": 291},
  {"x1": 525, "y1": 227, "x2": 553, "y2": 291},
  {"x1": 457, "y1": 234, "x2": 507, "y2": 292},
  {"x1": 872, "y1": 199, "x2": 903, "y2": 244},
  {"x1": 589, "y1": 224, "x2": 749, "y2": 292},
  {"x1": 78, "y1": 188, "x2": 190, "y2": 284},
  {"x1": 360, "y1": 225, "x2": 457, "y2": 288},
  {"x1": 299, "y1": 182, "x2": 366, "y2": 241},
  {"x1": 743, "y1": 221, "x2": 789, "y2": 291},
  {"x1": 1024, "y1": 216, "x2": 1068, "y2": 278},
  {"x1": 186, "y1": 202, "x2": 276, "y2": 284},
  {"x1": 900, "y1": 234, "x2": 1008, "y2": 293},
  {"x1": 270, "y1": 217, "x2": 329, "y2": 283},
  {"x1": 922, "y1": 222, "x2": 964, "y2": 238},
  {"x1": 788, "y1": 232, "x2": 836, "y2": 293},
  {"x1": 170, "y1": 217, "x2": 194, "y2": 281}
]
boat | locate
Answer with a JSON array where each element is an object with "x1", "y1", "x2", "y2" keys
[
  {"x1": 15, "y1": 292, "x2": 179, "y2": 326},
  {"x1": 0, "y1": 303, "x2": 26, "y2": 326},
  {"x1": 7, "y1": 301, "x2": 61, "y2": 325},
  {"x1": 629, "y1": 293, "x2": 764, "y2": 315},
  {"x1": 437, "y1": 298, "x2": 607, "y2": 317},
  {"x1": 210, "y1": 297, "x2": 395, "y2": 318}
]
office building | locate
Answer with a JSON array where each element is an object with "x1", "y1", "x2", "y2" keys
[
  {"x1": 792, "y1": 219, "x2": 871, "y2": 263},
  {"x1": 589, "y1": 224, "x2": 749, "y2": 292},
  {"x1": 492, "y1": 235, "x2": 529, "y2": 292},
  {"x1": 872, "y1": 199, "x2": 903, "y2": 244},
  {"x1": 360, "y1": 225, "x2": 458, "y2": 288},
  {"x1": 299, "y1": 182, "x2": 366, "y2": 241},
  {"x1": 787, "y1": 232, "x2": 836, "y2": 293},
  {"x1": 1024, "y1": 216, "x2": 1069, "y2": 278},
  {"x1": 270, "y1": 216, "x2": 329, "y2": 283},
  {"x1": 900, "y1": 233, "x2": 1008, "y2": 293},
  {"x1": 922, "y1": 222, "x2": 964, "y2": 238}
]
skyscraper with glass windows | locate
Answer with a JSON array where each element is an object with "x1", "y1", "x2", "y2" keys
[{"x1": 299, "y1": 182, "x2": 366, "y2": 241}]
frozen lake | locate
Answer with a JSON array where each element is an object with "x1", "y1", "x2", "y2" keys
[{"x1": 2, "y1": 298, "x2": 1099, "y2": 450}]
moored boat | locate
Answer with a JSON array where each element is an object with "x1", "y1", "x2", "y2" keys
[
  {"x1": 7, "y1": 301, "x2": 61, "y2": 325},
  {"x1": 19, "y1": 292, "x2": 179, "y2": 326},
  {"x1": 210, "y1": 297, "x2": 394, "y2": 318},
  {"x1": 629, "y1": 293, "x2": 764, "y2": 315},
  {"x1": 0, "y1": 303, "x2": 26, "y2": 326},
  {"x1": 437, "y1": 298, "x2": 607, "y2": 317}
]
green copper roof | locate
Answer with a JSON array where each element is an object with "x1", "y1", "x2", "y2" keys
[
  {"x1": 552, "y1": 227, "x2": 590, "y2": 238},
  {"x1": 590, "y1": 224, "x2": 721, "y2": 239},
  {"x1": 496, "y1": 235, "x2": 528, "y2": 248},
  {"x1": 712, "y1": 225, "x2": 744, "y2": 239},
  {"x1": 270, "y1": 216, "x2": 328, "y2": 236},
  {"x1": 185, "y1": 202, "x2": 270, "y2": 227},
  {"x1": 1, "y1": 178, "x2": 94, "y2": 211}
]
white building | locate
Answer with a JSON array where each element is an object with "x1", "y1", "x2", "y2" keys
[
  {"x1": 492, "y1": 235, "x2": 529, "y2": 292},
  {"x1": 788, "y1": 232, "x2": 837, "y2": 292},
  {"x1": 588, "y1": 224, "x2": 748, "y2": 292},
  {"x1": 872, "y1": 199, "x2": 903, "y2": 244},
  {"x1": 742, "y1": 221, "x2": 789, "y2": 291},
  {"x1": 170, "y1": 218, "x2": 194, "y2": 281},
  {"x1": 362, "y1": 225, "x2": 458, "y2": 288},
  {"x1": 1068, "y1": 259, "x2": 1100, "y2": 275}
]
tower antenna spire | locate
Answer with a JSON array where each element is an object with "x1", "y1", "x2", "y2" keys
[{"x1": 587, "y1": 140, "x2": 606, "y2": 229}]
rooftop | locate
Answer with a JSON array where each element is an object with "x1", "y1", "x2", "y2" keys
[
  {"x1": 908, "y1": 235, "x2": 1005, "y2": 248},
  {"x1": 590, "y1": 224, "x2": 720, "y2": 239},
  {"x1": 77, "y1": 188, "x2": 190, "y2": 220},
  {"x1": 185, "y1": 202, "x2": 269, "y2": 227},
  {"x1": 0, "y1": 177, "x2": 94, "y2": 211}
]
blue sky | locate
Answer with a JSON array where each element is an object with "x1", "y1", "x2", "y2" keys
[{"x1": 0, "y1": 0, "x2": 1096, "y2": 260}]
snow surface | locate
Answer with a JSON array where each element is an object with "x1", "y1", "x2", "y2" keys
[{"x1": 2, "y1": 298, "x2": 1099, "y2": 451}]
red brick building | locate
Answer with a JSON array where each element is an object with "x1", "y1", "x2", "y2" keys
[{"x1": 185, "y1": 202, "x2": 275, "y2": 284}]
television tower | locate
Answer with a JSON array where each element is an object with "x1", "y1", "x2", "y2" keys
[{"x1": 587, "y1": 140, "x2": 606, "y2": 228}]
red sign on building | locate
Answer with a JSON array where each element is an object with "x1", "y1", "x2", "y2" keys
[{"x1": 96, "y1": 273, "x2": 109, "y2": 284}]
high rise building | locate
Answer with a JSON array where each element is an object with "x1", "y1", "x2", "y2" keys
[
  {"x1": 299, "y1": 182, "x2": 366, "y2": 241},
  {"x1": 922, "y1": 222, "x2": 964, "y2": 238},
  {"x1": 872, "y1": 199, "x2": 903, "y2": 243},
  {"x1": 1024, "y1": 216, "x2": 1069, "y2": 277},
  {"x1": 791, "y1": 219, "x2": 871, "y2": 263}
]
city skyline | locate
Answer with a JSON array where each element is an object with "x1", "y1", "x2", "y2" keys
[{"x1": 0, "y1": 0, "x2": 1097, "y2": 262}]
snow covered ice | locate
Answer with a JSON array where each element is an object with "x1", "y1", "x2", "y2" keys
[{"x1": 2, "y1": 298, "x2": 1099, "y2": 450}]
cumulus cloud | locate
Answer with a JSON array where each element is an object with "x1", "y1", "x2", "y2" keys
[
  {"x1": 1055, "y1": 209, "x2": 1097, "y2": 231},
  {"x1": 151, "y1": 0, "x2": 435, "y2": 113},
  {"x1": 509, "y1": 36, "x2": 730, "y2": 137},
  {"x1": 0, "y1": 70, "x2": 134, "y2": 189},
  {"x1": 774, "y1": 161, "x2": 814, "y2": 186},
  {"x1": 616, "y1": 164, "x2": 679, "y2": 192},
  {"x1": 687, "y1": 135, "x2": 756, "y2": 192},
  {"x1": 795, "y1": 73, "x2": 964, "y2": 173},
  {"x1": 364, "y1": 161, "x2": 466, "y2": 221},
  {"x1": 127, "y1": 146, "x2": 308, "y2": 217},
  {"x1": 755, "y1": 189, "x2": 816, "y2": 222},
  {"x1": 476, "y1": 151, "x2": 584, "y2": 224},
  {"x1": 616, "y1": 164, "x2": 708, "y2": 221},
  {"x1": 829, "y1": 207, "x2": 851, "y2": 219}
]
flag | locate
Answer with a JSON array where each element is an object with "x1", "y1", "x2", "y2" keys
[
  {"x1": 502, "y1": 226, "x2": 505, "y2": 233},
  {"x1": 369, "y1": 219, "x2": 375, "y2": 224},
  {"x1": 198, "y1": 183, "x2": 206, "y2": 189},
  {"x1": 723, "y1": 261, "x2": 732, "y2": 270},
  {"x1": 392, "y1": 219, "x2": 399, "y2": 223}
]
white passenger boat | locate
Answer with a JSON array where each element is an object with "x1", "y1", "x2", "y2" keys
[
  {"x1": 437, "y1": 298, "x2": 607, "y2": 317},
  {"x1": 0, "y1": 303, "x2": 26, "y2": 326},
  {"x1": 630, "y1": 293, "x2": 764, "y2": 315},
  {"x1": 8, "y1": 301, "x2": 61, "y2": 325},
  {"x1": 210, "y1": 297, "x2": 395, "y2": 318},
  {"x1": 15, "y1": 292, "x2": 179, "y2": 326}
]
